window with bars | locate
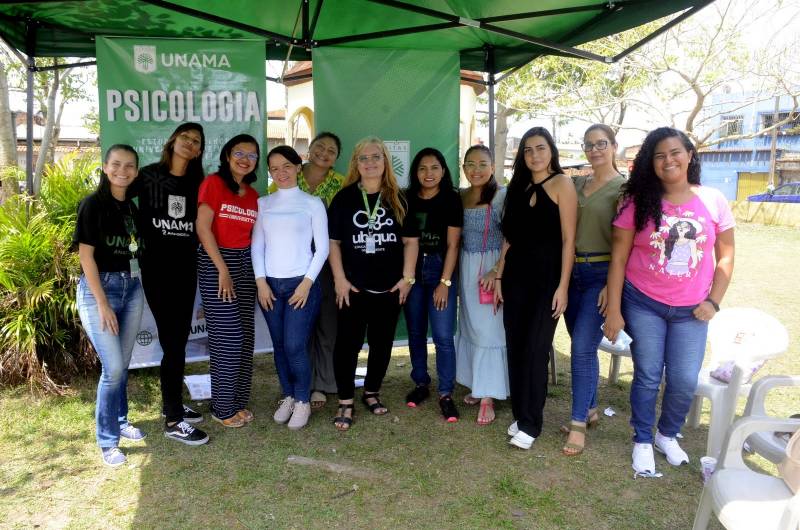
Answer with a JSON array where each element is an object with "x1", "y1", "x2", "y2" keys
[
  {"x1": 720, "y1": 115, "x2": 743, "y2": 137},
  {"x1": 761, "y1": 111, "x2": 800, "y2": 132}
]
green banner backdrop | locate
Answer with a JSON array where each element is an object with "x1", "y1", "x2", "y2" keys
[
  {"x1": 312, "y1": 47, "x2": 460, "y2": 187},
  {"x1": 313, "y1": 47, "x2": 460, "y2": 342},
  {"x1": 96, "y1": 37, "x2": 267, "y2": 189}
]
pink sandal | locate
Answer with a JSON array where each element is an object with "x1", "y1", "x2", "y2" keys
[{"x1": 476, "y1": 401, "x2": 495, "y2": 425}]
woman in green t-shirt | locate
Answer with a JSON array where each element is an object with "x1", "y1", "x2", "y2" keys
[{"x1": 562, "y1": 124, "x2": 626, "y2": 456}]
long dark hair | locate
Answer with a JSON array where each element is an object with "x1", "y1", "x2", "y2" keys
[
  {"x1": 96, "y1": 144, "x2": 138, "y2": 202},
  {"x1": 463, "y1": 144, "x2": 497, "y2": 205},
  {"x1": 159, "y1": 122, "x2": 205, "y2": 178},
  {"x1": 621, "y1": 127, "x2": 701, "y2": 232},
  {"x1": 665, "y1": 220, "x2": 697, "y2": 260},
  {"x1": 502, "y1": 127, "x2": 562, "y2": 238},
  {"x1": 408, "y1": 147, "x2": 454, "y2": 198},
  {"x1": 584, "y1": 123, "x2": 619, "y2": 172},
  {"x1": 217, "y1": 134, "x2": 260, "y2": 194}
]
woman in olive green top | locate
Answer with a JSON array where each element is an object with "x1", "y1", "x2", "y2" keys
[
  {"x1": 562, "y1": 124, "x2": 626, "y2": 456},
  {"x1": 269, "y1": 132, "x2": 345, "y2": 407}
]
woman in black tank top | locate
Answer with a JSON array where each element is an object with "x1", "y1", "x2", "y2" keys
[{"x1": 495, "y1": 127, "x2": 577, "y2": 450}]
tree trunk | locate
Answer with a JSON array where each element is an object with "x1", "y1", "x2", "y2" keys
[
  {"x1": 493, "y1": 102, "x2": 516, "y2": 183},
  {"x1": 33, "y1": 68, "x2": 59, "y2": 194},
  {"x1": 0, "y1": 63, "x2": 16, "y2": 168}
]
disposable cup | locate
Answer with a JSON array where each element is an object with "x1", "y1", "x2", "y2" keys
[{"x1": 700, "y1": 456, "x2": 717, "y2": 484}]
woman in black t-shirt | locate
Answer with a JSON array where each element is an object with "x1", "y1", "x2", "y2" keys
[
  {"x1": 328, "y1": 136, "x2": 420, "y2": 431},
  {"x1": 402, "y1": 148, "x2": 463, "y2": 422},
  {"x1": 133, "y1": 123, "x2": 209, "y2": 446},
  {"x1": 74, "y1": 145, "x2": 145, "y2": 467}
]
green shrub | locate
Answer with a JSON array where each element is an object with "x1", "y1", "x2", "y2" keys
[{"x1": 0, "y1": 154, "x2": 99, "y2": 393}]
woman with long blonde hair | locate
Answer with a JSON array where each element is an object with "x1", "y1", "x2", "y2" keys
[{"x1": 327, "y1": 136, "x2": 420, "y2": 431}]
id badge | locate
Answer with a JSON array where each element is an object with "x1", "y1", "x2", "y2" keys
[
  {"x1": 129, "y1": 258, "x2": 141, "y2": 278},
  {"x1": 365, "y1": 234, "x2": 376, "y2": 254}
]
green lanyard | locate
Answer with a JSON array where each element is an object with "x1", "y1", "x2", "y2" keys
[{"x1": 360, "y1": 186, "x2": 381, "y2": 233}]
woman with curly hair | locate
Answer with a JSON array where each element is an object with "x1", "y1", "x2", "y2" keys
[
  {"x1": 495, "y1": 127, "x2": 577, "y2": 450},
  {"x1": 603, "y1": 127, "x2": 735, "y2": 475},
  {"x1": 327, "y1": 137, "x2": 419, "y2": 431}
]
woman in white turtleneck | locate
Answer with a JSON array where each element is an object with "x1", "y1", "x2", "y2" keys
[{"x1": 251, "y1": 145, "x2": 329, "y2": 431}]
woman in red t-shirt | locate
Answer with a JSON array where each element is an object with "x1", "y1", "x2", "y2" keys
[{"x1": 197, "y1": 134, "x2": 260, "y2": 428}]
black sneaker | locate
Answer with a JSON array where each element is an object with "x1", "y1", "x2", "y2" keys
[
  {"x1": 161, "y1": 404, "x2": 204, "y2": 424},
  {"x1": 439, "y1": 395, "x2": 460, "y2": 423},
  {"x1": 405, "y1": 385, "x2": 430, "y2": 408},
  {"x1": 164, "y1": 421, "x2": 209, "y2": 446}
]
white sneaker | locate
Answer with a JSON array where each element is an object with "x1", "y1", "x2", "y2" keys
[
  {"x1": 655, "y1": 432, "x2": 690, "y2": 466},
  {"x1": 273, "y1": 397, "x2": 295, "y2": 424},
  {"x1": 632, "y1": 443, "x2": 656, "y2": 474},
  {"x1": 507, "y1": 421, "x2": 519, "y2": 436},
  {"x1": 509, "y1": 430, "x2": 535, "y2": 450},
  {"x1": 287, "y1": 401, "x2": 311, "y2": 431}
]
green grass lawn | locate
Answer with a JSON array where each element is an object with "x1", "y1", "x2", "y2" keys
[{"x1": 1, "y1": 223, "x2": 798, "y2": 530}]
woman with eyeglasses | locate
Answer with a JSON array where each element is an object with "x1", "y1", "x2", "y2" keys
[
  {"x1": 327, "y1": 136, "x2": 419, "y2": 431},
  {"x1": 455, "y1": 145, "x2": 509, "y2": 426},
  {"x1": 197, "y1": 134, "x2": 260, "y2": 428},
  {"x1": 132, "y1": 123, "x2": 209, "y2": 446},
  {"x1": 496, "y1": 127, "x2": 577, "y2": 450},
  {"x1": 604, "y1": 127, "x2": 734, "y2": 475},
  {"x1": 252, "y1": 145, "x2": 329, "y2": 430},
  {"x1": 74, "y1": 145, "x2": 145, "y2": 466},
  {"x1": 269, "y1": 132, "x2": 345, "y2": 410},
  {"x1": 402, "y1": 147, "x2": 463, "y2": 422},
  {"x1": 560, "y1": 124, "x2": 626, "y2": 457}
]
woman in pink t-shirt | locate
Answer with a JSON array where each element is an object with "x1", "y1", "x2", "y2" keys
[
  {"x1": 603, "y1": 127, "x2": 735, "y2": 475},
  {"x1": 197, "y1": 134, "x2": 260, "y2": 428}
]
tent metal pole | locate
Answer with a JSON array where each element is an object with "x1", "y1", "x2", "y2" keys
[
  {"x1": 315, "y1": 22, "x2": 457, "y2": 47},
  {"x1": 612, "y1": 2, "x2": 713, "y2": 62},
  {"x1": 301, "y1": 0, "x2": 309, "y2": 44},
  {"x1": 24, "y1": 18, "x2": 36, "y2": 196},
  {"x1": 33, "y1": 60, "x2": 95, "y2": 72},
  {"x1": 309, "y1": 0, "x2": 324, "y2": 41},
  {"x1": 486, "y1": 46, "x2": 495, "y2": 157}
]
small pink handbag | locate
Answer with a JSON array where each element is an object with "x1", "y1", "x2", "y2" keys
[{"x1": 478, "y1": 204, "x2": 494, "y2": 305}]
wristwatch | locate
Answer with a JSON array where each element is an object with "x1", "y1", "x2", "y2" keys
[
  {"x1": 440, "y1": 278, "x2": 452, "y2": 287},
  {"x1": 404, "y1": 277, "x2": 416, "y2": 286},
  {"x1": 705, "y1": 297, "x2": 720, "y2": 312}
]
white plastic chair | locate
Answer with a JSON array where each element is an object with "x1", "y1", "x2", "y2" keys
[
  {"x1": 742, "y1": 375, "x2": 800, "y2": 464},
  {"x1": 692, "y1": 416, "x2": 800, "y2": 530},
  {"x1": 598, "y1": 336, "x2": 631, "y2": 385},
  {"x1": 688, "y1": 308, "x2": 789, "y2": 459}
]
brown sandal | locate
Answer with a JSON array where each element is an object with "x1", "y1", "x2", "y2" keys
[{"x1": 562, "y1": 421, "x2": 587, "y2": 456}]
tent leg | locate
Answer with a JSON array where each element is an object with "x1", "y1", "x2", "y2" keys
[
  {"x1": 485, "y1": 45, "x2": 496, "y2": 158},
  {"x1": 25, "y1": 20, "x2": 36, "y2": 196}
]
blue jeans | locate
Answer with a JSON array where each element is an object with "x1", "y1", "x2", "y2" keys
[
  {"x1": 77, "y1": 272, "x2": 144, "y2": 448},
  {"x1": 403, "y1": 253, "x2": 457, "y2": 395},
  {"x1": 564, "y1": 260, "x2": 608, "y2": 422},
  {"x1": 622, "y1": 280, "x2": 708, "y2": 443},
  {"x1": 260, "y1": 276, "x2": 321, "y2": 403}
]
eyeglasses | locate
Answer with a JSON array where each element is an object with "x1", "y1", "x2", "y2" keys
[
  {"x1": 232, "y1": 151, "x2": 258, "y2": 161},
  {"x1": 582, "y1": 140, "x2": 609, "y2": 152},
  {"x1": 463, "y1": 162, "x2": 491, "y2": 170},
  {"x1": 178, "y1": 133, "x2": 201, "y2": 147},
  {"x1": 357, "y1": 154, "x2": 383, "y2": 164}
]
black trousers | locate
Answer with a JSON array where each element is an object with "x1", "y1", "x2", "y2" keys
[
  {"x1": 141, "y1": 253, "x2": 197, "y2": 425},
  {"x1": 502, "y1": 271, "x2": 559, "y2": 438},
  {"x1": 333, "y1": 290, "x2": 401, "y2": 401},
  {"x1": 309, "y1": 263, "x2": 338, "y2": 393}
]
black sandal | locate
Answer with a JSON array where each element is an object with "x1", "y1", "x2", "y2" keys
[
  {"x1": 361, "y1": 391, "x2": 388, "y2": 415},
  {"x1": 333, "y1": 404, "x2": 354, "y2": 431}
]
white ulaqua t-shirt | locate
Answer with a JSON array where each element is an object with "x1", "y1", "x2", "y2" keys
[{"x1": 251, "y1": 186, "x2": 329, "y2": 280}]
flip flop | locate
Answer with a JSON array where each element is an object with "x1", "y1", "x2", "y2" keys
[{"x1": 310, "y1": 391, "x2": 327, "y2": 410}]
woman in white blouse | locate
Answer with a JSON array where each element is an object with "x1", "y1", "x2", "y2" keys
[{"x1": 252, "y1": 145, "x2": 329, "y2": 430}]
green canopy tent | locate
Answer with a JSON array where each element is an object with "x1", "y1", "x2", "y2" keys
[{"x1": 0, "y1": 0, "x2": 714, "y2": 191}]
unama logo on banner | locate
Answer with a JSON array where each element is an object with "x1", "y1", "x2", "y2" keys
[{"x1": 134, "y1": 45, "x2": 157, "y2": 74}]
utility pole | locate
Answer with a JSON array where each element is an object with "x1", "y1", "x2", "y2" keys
[{"x1": 768, "y1": 95, "x2": 780, "y2": 190}]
